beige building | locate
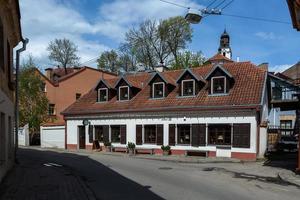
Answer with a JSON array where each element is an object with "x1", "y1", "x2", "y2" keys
[{"x1": 0, "y1": 0, "x2": 22, "y2": 182}]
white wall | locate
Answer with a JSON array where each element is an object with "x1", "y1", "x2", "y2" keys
[
  {"x1": 66, "y1": 115, "x2": 258, "y2": 154},
  {"x1": 0, "y1": 90, "x2": 15, "y2": 183},
  {"x1": 18, "y1": 124, "x2": 29, "y2": 146},
  {"x1": 40, "y1": 126, "x2": 65, "y2": 149}
]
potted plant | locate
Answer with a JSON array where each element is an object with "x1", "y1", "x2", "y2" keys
[
  {"x1": 104, "y1": 141, "x2": 112, "y2": 152},
  {"x1": 127, "y1": 142, "x2": 136, "y2": 155},
  {"x1": 161, "y1": 145, "x2": 171, "y2": 156}
]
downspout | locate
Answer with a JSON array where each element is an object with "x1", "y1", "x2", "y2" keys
[{"x1": 15, "y1": 38, "x2": 29, "y2": 163}]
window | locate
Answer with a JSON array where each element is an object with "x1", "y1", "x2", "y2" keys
[
  {"x1": 177, "y1": 124, "x2": 191, "y2": 145},
  {"x1": 111, "y1": 125, "x2": 121, "y2": 143},
  {"x1": 119, "y1": 86, "x2": 129, "y2": 101},
  {"x1": 40, "y1": 82, "x2": 46, "y2": 92},
  {"x1": 0, "y1": 113, "x2": 5, "y2": 165},
  {"x1": 211, "y1": 77, "x2": 226, "y2": 94},
  {"x1": 94, "y1": 126, "x2": 104, "y2": 142},
  {"x1": 182, "y1": 80, "x2": 195, "y2": 96},
  {"x1": 98, "y1": 88, "x2": 108, "y2": 102},
  {"x1": 76, "y1": 93, "x2": 81, "y2": 100},
  {"x1": 280, "y1": 120, "x2": 293, "y2": 135},
  {"x1": 144, "y1": 125, "x2": 156, "y2": 144},
  {"x1": 208, "y1": 124, "x2": 231, "y2": 145},
  {"x1": 152, "y1": 82, "x2": 164, "y2": 98},
  {"x1": 48, "y1": 104, "x2": 55, "y2": 115}
]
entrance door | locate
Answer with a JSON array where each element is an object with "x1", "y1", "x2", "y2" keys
[{"x1": 78, "y1": 126, "x2": 86, "y2": 149}]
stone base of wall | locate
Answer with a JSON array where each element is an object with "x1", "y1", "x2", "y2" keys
[
  {"x1": 67, "y1": 144, "x2": 77, "y2": 150},
  {"x1": 231, "y1": 152, "x2": 256, "y2": 161},
  {"x1": 208, "y1": 151, "x2": 216, "y2": 157}
]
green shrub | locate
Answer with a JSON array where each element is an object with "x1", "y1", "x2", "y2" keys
[
  {"x1": 161, "y1": 145, "x2": 171, "y2": 151},
  {"x1": 104, "y1": 141, "x2": 111, "y2": 147},
  {"x1": 127, "y1": 142, "x2": 136, "y2": 149}
]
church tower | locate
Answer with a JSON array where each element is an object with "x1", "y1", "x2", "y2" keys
[{"x1": 218, "y1": 29, "x2": 232, "y2": 59}]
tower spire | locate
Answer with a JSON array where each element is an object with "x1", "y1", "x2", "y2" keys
[{"x1": 218, "y1": 29, "x2": 232, "y2": 59}]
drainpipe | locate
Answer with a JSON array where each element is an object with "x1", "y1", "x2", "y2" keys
[{"x1": 15, "y1": 38, "x2": 29, "y2": 163}]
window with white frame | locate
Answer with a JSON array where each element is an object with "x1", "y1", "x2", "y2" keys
[
  {"x1": 144, "y1": 125, "x2": 157, "y2": 144},
  {"x1": 119, "y1": 86, "x2": 129, "y2": 101},
  {"x1": 182, "y1": 79, "x2": 195, "y2": 96},
  {"x1": 98, "y1": 88, "x2": 108, "y2": 102},
  {"x1": 48, "y1": 104, "x2": 55, "y2": 115},
  {"x1": 152, "y1": 82, "x2": 164, "y2": 98},
  {"x1": 211, "y1": 76, "x2": 226, "y2": 94},
  {"x1": 111, "y1": 125, "x2": 121, "y2": 143},
  {"x1": 177, "y1": 124, "x2": 191, "y2": 145}
]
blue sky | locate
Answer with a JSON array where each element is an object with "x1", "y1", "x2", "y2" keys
[{"x1": 19, "y1": 0, "x2": 300, "y2": 72}]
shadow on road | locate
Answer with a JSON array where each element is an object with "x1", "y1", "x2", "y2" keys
[
  {"x1": 263, "y1": 152, "x2": 298, "y2": 172},
  {"x1": 0, "y1": 148, "x2": 164, "y2": 200}
]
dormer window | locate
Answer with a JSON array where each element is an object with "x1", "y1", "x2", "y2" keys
[
  {"x1": 211, "y1": 76, "x2": 226, "y2": 94},
  {"x1": 182, "y1": 79, "x2": 195, "y2": 96},
  {"x1": 119, "y1": 86, "x2": 129, "y2": 101},
  {"x1": 153, "y1": 82, "x2": 165, "y2": 98},
  {"x1": 98, "y1": 88, "x2": 108, "y2": 102}
]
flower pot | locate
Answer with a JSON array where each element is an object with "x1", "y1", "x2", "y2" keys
[
  {"x1": 105, "y1": 146, "x2": 112, "y2": 152},
  {"x1": 128, "y1": 148, "x2": 135, "y2": 155},
  {"x1": 163, "y1": 150, "x2": 170, "y2": 156}
]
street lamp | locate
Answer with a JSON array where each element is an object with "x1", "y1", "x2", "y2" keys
[{"x1": 185, "y1": 8, "x2": 221, "y2": 24}]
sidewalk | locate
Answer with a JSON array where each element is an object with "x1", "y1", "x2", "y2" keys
[
  {"x1": 24, "y1": 146, "x2": 300, "y2": 188},
  {"x1": 0, "y1": 148, "x2": 95, "y2": 200}
]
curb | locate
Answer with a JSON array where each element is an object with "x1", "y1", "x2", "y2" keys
[{"x1": 278, "y1": 172, "x2": 300, "y2": 188}]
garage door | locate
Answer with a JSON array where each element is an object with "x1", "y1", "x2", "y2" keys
[{"x1": 41, "y1": 126, "x2": 65, "y2": 149}]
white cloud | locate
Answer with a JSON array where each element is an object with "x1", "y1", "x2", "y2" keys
[
  {"x1": 270, "y1": 64, "x2": 292, "y2": 73},
  {"x1": 19, "y1": 0, "x2": 202, "y2": 69},
  {"x1": 255, "y1": 32, "x2": 283, "y2": 40}
]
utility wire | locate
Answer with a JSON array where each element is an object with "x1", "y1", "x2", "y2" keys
[
  {"x1": 221, "y1": 0, "x2": 234, "y2": 10},
  {"x1": 206, "y1": 0, "x2": 218, "y2": 9},
  {"x1": 213, "y1": 0, "x2": 226, "y2": 9},
  {"x1": 222, "y1": 13, "x2": 291, "y2": 24},
  {"x1": 158, "y1": 0, "x2": 189, "y2": 9}
]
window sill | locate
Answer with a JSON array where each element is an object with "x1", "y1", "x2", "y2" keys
[
  {"x1": 177, "y1": 95, "x2": 196, "y2": 99},
  {"x1": 149, "y1": 97, "x2": 165, "y2": 100},
  {"x1": 208, "y1": 93, "x2": 228, "y2": 97},
  {"x1": 96, "y1": 101, "x2": 108, "y2": 104}
]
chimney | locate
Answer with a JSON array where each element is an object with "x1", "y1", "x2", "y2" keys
[
  {"x1": 154, "y1": 62, "x2": 168, "y2": 73},
  {"x1": 45, "y1": 68, "x2": 53, "y2": 80},
  {"x1": 236, "y1": 56, "x2": 240, "y2": 62}
]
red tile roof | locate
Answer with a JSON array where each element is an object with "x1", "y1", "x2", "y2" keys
[
  {"x1": 207, "y1": 53, "x2": 233, "y2": 63},
  {"x1": 62, "y1": 61, "x2": 266, "y2": 116}
]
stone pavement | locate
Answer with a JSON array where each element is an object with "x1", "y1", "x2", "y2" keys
[{"x1": 0, "y1": 148, "x2": 95, "y2": 200}]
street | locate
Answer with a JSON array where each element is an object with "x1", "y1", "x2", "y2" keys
[{"x1": 0, "y1": 148, "x2": 300, "y2": 200}]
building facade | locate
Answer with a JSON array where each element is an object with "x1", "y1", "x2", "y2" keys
[
  {"x1": 0, "y1": 0, "x2": 22, "y2": 182},
  {"x1": 62, "y1": 55, "x2": 269, "y2": 160},
  {"x1": 37, "y1": 66, "x2": 116, "y2": 148}
]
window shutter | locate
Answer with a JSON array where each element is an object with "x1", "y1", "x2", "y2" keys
[
  {"x1": 233, "y1": 124, "x2": 250, "y2": 148},
  {"x1": 169, "y1": 124, "x2": 175, "y2": 146},
  {"x1": 156, "y1": 124, "x2": 163, "y2": 145},
  {"x1": 199, "y1": 124, "x2": 206, "y2": 146},
  {"x1": 88, "y1": 125, "x2": 93, "y2": 143},
  {"x1": 120, "y1": 125, "x2": 126, "y2": 144},
  {"x1": 103, "y1": 125, "x2": 109, "y2": 143},
  {"x1": 136, "y1": 125, "x2": 142, "y2": 145}
]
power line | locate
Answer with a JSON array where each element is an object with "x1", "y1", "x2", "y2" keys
[
  {"x1": 222, "y1": 13, "x2": 291, "y2": 24},
  {"x1": 221, "y1": 0, "x2": 234, "y2": 10},
  {"x1": 158, "y1": 0, "x2": 189, "y2": 9},
  {"x1": 213, "y1": 0, "x2": 226, "y2": 9},
  {"x1": 206, "y1": 0, "x2": 218, "y2": 9}
]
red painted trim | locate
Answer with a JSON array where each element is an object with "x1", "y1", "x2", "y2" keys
[
  {"x1": 170, "y1": 149, "x2": 185, "y2": 155},
  {"x1": 86, "y1": 145, "x2": 93, "y2": 150},
  {"x1": 231, "y1": 152, "x2": 256, "y2": 161},
  {"x1": 67, "y1": 144, "x2": 77, "y2": 150},
  {"x1": 154, "y1": 149, "x2": 163, "y2": 155},
  {"x1": 208, "y1": 151, "x2": 216, "y2": 157}
]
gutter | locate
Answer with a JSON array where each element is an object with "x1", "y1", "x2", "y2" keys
[{"x1": 15, "y1": 38, "x2": 29, "y2": 163}]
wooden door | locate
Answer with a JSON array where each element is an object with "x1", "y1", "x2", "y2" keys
[{"x1": 79, "y1": 126, "x2": 86, "y2": 149}]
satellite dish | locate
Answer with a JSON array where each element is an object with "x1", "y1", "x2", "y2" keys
[{"x1": 185, "y1": 8, "x2": 202, "y2": 24}]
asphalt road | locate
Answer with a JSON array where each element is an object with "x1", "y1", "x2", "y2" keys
[{"x1": 1, "y1": 148, "x2": 300, "y2": 200}]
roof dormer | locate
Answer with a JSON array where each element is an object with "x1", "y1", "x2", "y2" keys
[
  {"x1": 147, "y1": 72, "x2": 175, "y2": 99},
  {"x1": 95, "y1": 79, "x2": 115, "y2": 102},
  {"x1": 114, "y1": 76, "x2": 142, "y2": 101},
  {"x1": 205, "y1": 64, "x2": 234, "y2": 95},
  {"x1": 176, "y1": 68, "x2": 205, "y2": 97}
]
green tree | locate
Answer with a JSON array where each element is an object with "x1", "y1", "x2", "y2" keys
[
  {"x1": 19, "y1": 56, "x2": 49, "y2": 140},
  {"x1": 159, "y1": 16, "x2": 193, "y2": 67},
  {"x1": 97, "y1": 50, "x2": 119, "y2": 72},
  {"x1": 170, "y1": 51, "x2": 206, "y2": 70},
  {"x1": 47, "y1": 38, "x2": 80, "y2": 74}
]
